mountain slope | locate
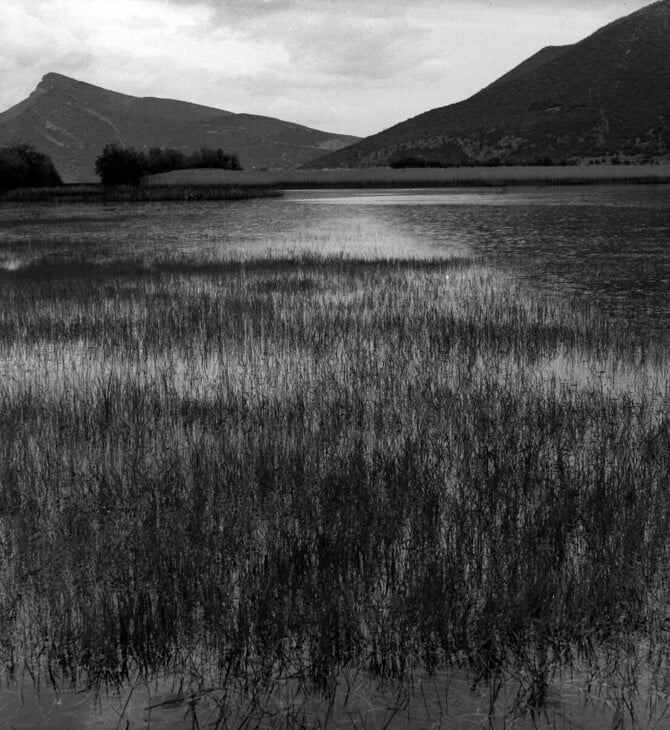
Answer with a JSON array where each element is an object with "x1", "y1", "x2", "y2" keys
[
  {"x1": 310, "y1": 0, "x2": 670, "y2": 168},
  {"x1": 0, "y1": 73, "x2": 360, "y2": 182}
]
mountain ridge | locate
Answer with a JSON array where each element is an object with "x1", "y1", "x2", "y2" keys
[
  {"x1": 309, "y1": 0, "x2": 670, "y2": 168},
  {"x1": 0, "y1": 73, "x2": 360, "y2": 182}
]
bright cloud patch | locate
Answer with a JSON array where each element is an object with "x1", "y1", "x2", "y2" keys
[{"x1": 0, "y1": 0, "x2": 656, "y2": 137}]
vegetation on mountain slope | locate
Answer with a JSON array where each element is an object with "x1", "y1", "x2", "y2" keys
[
  {"x1": 310, "y1": 0, "x2": 670, "y2": 168},
  {"x1": 0, "y1": 73, "x2": 359, "y2": 182}
]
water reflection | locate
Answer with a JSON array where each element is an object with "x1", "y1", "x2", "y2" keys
[
  {"x1": 290, "y1": 186, "x2": 670, "y2": 338},
  {"x1": 1, "y1": 664, "x2": 649, "y2": 729}
]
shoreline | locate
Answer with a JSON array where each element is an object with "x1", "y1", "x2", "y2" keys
[
  {"x1": 147, "y1": 163, "x2": 670, "y2": 189},
  {"x1": 3, "y1": 164, "x2": 669, "y2": 204},
  {"x1": 0, "y1": 183, "x2": 283, "y2": 203}
]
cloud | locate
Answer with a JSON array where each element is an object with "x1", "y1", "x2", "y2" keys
[
  {"x1": 153, "y1": 0, "x2": 653, "y2": 24},
  {"x1": 284, "y1": 17, "x2": 428, "y2": 80},
  {"x1": 0, "y1": 0, "x2": 284, "y2": 110},
  {"x1": 0, "y1": 0, "x2": 657, "y2": 137}
]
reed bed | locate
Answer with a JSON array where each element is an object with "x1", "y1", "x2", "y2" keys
[
  {"x1": 0, "y1": 183, "x2": 282, "y2": 203},
  {"x1": 146, "y1": 164, "x2": 670, "y2": 189},
  {"x1": 0, "y1": 251, "x2": 669, "y2": 727}
]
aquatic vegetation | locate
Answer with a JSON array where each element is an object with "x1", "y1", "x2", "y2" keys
[
  {"x1": 147, "y1": 163, "x2": 670, "y2": 189},
  {"x1": 0, "y1": 183, "x2": 281, "y2": 203},
  {"x1": 0, "y1": 250, "x2": 669, "y2": 727}
]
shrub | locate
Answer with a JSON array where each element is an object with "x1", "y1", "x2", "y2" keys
[
  {"x1": 187, "y1": 147, "x2": 241, "y2": 171},
  {"x1": 145, "y1": 146, "x2": 187, "y2": 175},
  {"x1": 95, "y1": 144, "x2": 146, "y2": 186},
  {"x1": 0, "y1": 144, "x2": 62, "y2": 192}
]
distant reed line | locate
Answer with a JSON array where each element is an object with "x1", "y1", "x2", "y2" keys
[
  {"x1": 0, "y1": 183, "x2": 283, "y2": 203},
  {"x1": 147, "y1": 163, "x2": 670, "y2": 188}
]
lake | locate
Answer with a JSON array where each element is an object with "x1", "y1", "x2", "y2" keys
[
  {"x1": 1, "y1": 184, "x2": 669, "y2": 339},
  {"x1": 1, "y1": 184, "x2": 670, "y2": 729}
]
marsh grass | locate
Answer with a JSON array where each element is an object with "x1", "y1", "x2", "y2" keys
[
  {"x1": 0, "y1": 183, "x2": 281, "y2": 203},
  {"x1": 146, "y1": 164, "x2": 670, "y2": 189},
  {"x1": 0, "y1": 251, "x2": 669, "y2": 727}
]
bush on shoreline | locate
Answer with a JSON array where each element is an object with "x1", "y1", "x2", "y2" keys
[{"x1": 0, "y1": 144, "x2": 62, "y2": 192}]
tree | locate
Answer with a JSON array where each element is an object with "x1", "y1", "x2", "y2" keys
[
  {"x1": 145, "y1": 147, "x2": 187, "y2": 175},
  {"x1": 0, "y1": 144, "x2": 62, "y2": 192},
  {"x1": 187, "y1": 148, "x2": 242, "y2": 170},
  {"x1": 95, "y1": 144, "x2": 146, "y2": 186},
  {"x1": 95, "y1": 144, "x2": 243, "y2": 184}
]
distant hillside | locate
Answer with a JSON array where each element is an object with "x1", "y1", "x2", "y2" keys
[
  {"x1": 310, "y1": 0, "x2": 670, "y2": 168},
  {"x1": 0, "y1": 74, "x2": 360, "y2": 182}
]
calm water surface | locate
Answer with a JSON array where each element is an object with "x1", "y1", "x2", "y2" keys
[{"x1": 1, "y1": 184, "x2": 669, "y2": 337}]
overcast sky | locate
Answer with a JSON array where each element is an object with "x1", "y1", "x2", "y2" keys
[{"x1": 1, "y1": 0, "x2": 654, "y2": 137}]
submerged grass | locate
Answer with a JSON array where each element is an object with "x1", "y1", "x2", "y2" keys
[{"x1": 0, "y1": 251, "x2": 669, "y2": 727}]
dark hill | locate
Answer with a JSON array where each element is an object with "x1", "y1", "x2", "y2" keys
[
  {"x1": 310, "y1": 0, "x2": 670, "y2": 168},
  {"x1": 0, "y1": 73, "x2": 360, "y2": 182}
]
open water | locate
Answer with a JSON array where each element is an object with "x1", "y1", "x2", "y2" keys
[{"x1": 1, "y1": 184, "x2": 669, "y2": 338}]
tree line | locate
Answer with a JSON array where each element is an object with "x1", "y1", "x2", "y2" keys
[
  {"x1": 95, "y1": 145, "x2": 242, "y2": 185},
  {"x1": 0, "y1": 145, "x2": 62, "y2": 193},
  {"x1": 0, "y1": 143, "x2": 242, "y2": 192}
]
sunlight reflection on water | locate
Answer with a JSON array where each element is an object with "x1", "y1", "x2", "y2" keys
[{"x1": 2, "y1": 184, "x2": 668, "y2": 338}]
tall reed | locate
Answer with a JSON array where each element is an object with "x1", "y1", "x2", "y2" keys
[{"x1": 0, "y1": 253, "x2": 668, "y2": 726}]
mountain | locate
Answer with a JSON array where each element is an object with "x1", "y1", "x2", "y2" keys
[
  {"x1": 310, "y1": 0, "x2": 670, "y2": 168},
  {"x1": 0, "y1": 73, "x2": 360, "y2": 182}
]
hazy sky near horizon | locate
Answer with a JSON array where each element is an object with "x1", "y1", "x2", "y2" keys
[{"x1": 2, "y1": 0, "x2": 654, "y2": 137}]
